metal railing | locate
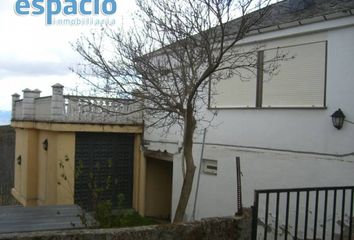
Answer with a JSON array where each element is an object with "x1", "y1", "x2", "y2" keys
[{"x1": 252, "y1": 186, "x2": 354, "y2": 240}]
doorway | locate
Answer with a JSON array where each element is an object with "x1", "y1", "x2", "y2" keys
[{"x1": 145, "y1": 157, "x2": 173, "y2": 220}]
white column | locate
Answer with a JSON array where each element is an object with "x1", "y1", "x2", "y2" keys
[
  {"x1": 11, "y1": 93, "x2": 20, "y2": 120},
  {"x1": 22, "y1": 89, "x2": 41, "y2": 120},
  {"x1": 51, "y1": 83, "x2": 65, "y2": 121}
]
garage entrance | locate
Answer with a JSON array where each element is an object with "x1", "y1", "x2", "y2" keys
[
  {"x1": 145, "y1": 155, "x2": 173, "y2": 220},
  {"x1": 75, "y1": 132, "x2": 134, "y2": 211}
]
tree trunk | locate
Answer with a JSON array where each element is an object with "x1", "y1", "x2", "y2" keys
[{"x1": 173, "y1": 105, "x2": 197, "y2": 223}]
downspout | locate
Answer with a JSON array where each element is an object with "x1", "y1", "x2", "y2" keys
[{"x1": 191, "y1": 128, "x2": 207, "y2": 221}]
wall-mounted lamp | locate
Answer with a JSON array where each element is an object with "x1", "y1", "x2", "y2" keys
[
  {"x1": 331, "y1": 108, "x2": 345, "y2": 130},
  {"x1": 42, "y1": 139, "x2": 48, "y2": 151},
  {"x1": 17, "y1": 155, "x2": 22, "y2": 165}
]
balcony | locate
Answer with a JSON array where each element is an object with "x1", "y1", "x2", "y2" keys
[{"x1": 11, "y1": 84, "x2": 143, "y2": 125}]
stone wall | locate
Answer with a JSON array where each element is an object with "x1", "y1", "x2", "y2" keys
[
  {"x1": 0, "y1": 125, "x2": 15, "y2": 205},
  {"x1": 0, "y1": 216, "x2": 251, "y2": 240}
]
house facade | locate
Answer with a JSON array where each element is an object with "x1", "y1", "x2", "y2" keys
[
  {"x1": 10, "y1": 0, "x2": 354, "y2": 227},
  {"x1": 143, "y1": 0, "x2": 354, "y2": 222}
]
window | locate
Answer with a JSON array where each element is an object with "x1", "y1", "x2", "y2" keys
[{"x1": 210, "y1": 41, "x2": 327, "y2": 108}]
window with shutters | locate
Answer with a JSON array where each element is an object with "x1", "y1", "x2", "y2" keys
[{"x1": 210, "y1": 41, "x2": 327, "y2": 108}]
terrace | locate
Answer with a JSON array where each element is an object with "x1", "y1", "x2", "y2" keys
[{"x1": 11, "y1": 84, "x2": 143, "y2": 125}]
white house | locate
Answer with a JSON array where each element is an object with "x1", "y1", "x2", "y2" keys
[{"x1": 143, "y1": 0, "x2": 354, "y2": 226}]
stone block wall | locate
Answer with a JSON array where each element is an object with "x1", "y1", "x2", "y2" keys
[{"x1": 0, "y1": 216, "x2": 251, "y2": 240}]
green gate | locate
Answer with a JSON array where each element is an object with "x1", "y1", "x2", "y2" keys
[{"x1": 75, "y1": 132, "x2": 134, "y2": 211}]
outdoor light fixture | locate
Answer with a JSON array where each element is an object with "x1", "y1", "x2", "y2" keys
[
  {"x1": 17, "y1": 155, "x2": 22, "y2": 165},
  {"x1": 331, "y1": 108, "x2": 345, "y2": 130},
  {"x1": 42, "y1": 139, "x2": 48, "y2": 151}
]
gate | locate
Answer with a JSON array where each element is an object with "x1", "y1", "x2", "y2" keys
[
  {"x1": 75, "y1": 132, "x2": 134, "y2": 211},
  {"x1": 252, "y1": 186, "x2": 354, "y2": 240}
]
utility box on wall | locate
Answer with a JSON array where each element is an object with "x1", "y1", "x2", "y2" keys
[{"x1": 203, "y1": 159, "x2": 218, "y2": 175}]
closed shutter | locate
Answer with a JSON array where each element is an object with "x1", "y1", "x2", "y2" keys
[
  {"x1": 262, "y1": 41, "x2": 326, "y2": 107},
  {"x1": 211, "y1": 67, "x2": 257, "y2": 108}
]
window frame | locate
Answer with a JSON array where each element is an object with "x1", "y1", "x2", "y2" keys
[{"x1": 208, "y1": 40, "x2": 328, "y2": 110}]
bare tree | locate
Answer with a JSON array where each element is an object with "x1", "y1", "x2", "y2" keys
[{"x1": 73, "y1": 0, "x2": 282, "y2": 223}]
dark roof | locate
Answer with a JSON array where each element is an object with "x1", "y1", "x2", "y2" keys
[
  {"x1": 229, "y1": 0, "x2": 354, "y2": 35},
  {"x1": 142, "y1": 0, "x2": 354, "y2": 56}
]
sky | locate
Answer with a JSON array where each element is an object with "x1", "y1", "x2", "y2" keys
[{"x1": 0, "y1": 0, "x2": 136, "y2": 113}]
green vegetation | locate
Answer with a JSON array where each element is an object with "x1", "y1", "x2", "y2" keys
[
  {"x1": 95, "y1": 200, "x2": 157, "y2": 228},
  {"x1": 112, "y1": 210, "x2": 157, "y2": 228},
  {"x1": 69, "y1": 160, "x2": 158, "y2": 228}
]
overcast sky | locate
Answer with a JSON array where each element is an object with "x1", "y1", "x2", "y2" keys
[{"x1": 0, "y1": 0, "x2": 136, "y2": 112}]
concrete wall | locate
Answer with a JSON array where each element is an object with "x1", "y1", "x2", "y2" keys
[
  {"x1": 56, "y1": 133, "x2": 76, "y2": 205},
  {"x1": 12, "y1": 128, "x2": 76, "y2": 206},
  {"x1": 12, "y1": 128, "x2": 39, "y2": 206},
  {"x1": 0, "y1": 216, "x2": 251, "y2": 240},
  {"x1": 36, "y1": 131, "x2": 76, "y2": 206},
  {"x1": 144, "y1": 17, "x2": 354, "y2": 221},
  {"x1": 37, "y1": 130, "x2": 58, "y2": 205}
]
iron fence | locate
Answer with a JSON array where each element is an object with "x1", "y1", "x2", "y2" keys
[{"x1": 252, "y1": 186, "x2": 354, "y2": 240}]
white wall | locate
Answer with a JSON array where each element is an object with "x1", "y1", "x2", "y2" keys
[
  {"x1": 144, "y1": 18, "x2": 354, "y2": 221},
  {"x1": 147, "y1": 140, "x2": 354, "y2": 221}
]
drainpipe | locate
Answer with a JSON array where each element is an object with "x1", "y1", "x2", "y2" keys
[{"x1": 192, "y1": 128, "x2": 207, "y2": 221}]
